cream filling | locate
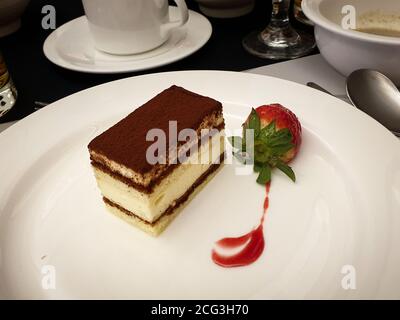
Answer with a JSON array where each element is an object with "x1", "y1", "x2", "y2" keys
[
  {"x1": 89, "y1": 114, "x2": 224, "y2": 187},
  {"x1": 93, "y1": 132, "x2": 224, "y2": 223}
]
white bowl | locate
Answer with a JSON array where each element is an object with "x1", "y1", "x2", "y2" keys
[
  {"x1": 302, "y1": 0, "x2": 400, "y2": 85},
  {"x1": 0, "y1": 0, "x2": 30, "y2": 37}
]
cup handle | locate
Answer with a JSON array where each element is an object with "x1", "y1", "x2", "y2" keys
[{"x1": 161, "y1": 0, "x2": 189, "y2": 37}]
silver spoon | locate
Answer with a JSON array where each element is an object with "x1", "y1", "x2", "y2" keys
[
  {"x1": 306, "y1": 82, "x2": 351, "y2": 103},
  {"x1": 346, "y1": 69, "x2": 400, "y2": 137}
]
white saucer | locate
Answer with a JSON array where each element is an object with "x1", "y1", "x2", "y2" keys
[{"x1": 43, "y1": 7, "x2": 212, "y2": 74}]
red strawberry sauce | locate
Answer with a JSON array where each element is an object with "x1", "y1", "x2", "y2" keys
[{"x1": 211, "y1": 182, "x2": 271, "y2": 267}]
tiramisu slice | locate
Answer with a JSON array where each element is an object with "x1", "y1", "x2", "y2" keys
[{"x1": 88, "y1": 86, "x2": 225, "y2": 236}]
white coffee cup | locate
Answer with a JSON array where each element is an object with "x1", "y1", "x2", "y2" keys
[{"x1": 82, "y1": 0, "x2": 189, "y2": 55}]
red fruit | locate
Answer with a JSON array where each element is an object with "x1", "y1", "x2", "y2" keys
[{"x1": 255, "y1": 104, "x2": 302, "y2": 163}]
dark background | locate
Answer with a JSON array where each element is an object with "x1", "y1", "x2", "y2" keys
[{"x1": 0, "y1": 0, "x2": 316, "y2": 123}]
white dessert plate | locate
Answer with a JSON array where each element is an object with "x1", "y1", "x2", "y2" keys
[
  {"x1": 43, "y1": 7, "x2": 212, "y2": 74},
  {"x1": 1, "y1": 71, "x2": 400, "y2": 299}
]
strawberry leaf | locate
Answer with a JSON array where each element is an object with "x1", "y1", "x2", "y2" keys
[
  {"x1": 269, "y1": 143, "x2": 294, "y2": 156},
  {"x1": 276, "y1": 161, "x2": 296, "y2": 182},
  {"x1": 254, "y1": 162, "x2": 263, "y2": 172},
  {"x1": 260, "y1": 120, "x2": 276, "y2": 137},
  {"x1": 266, "y1": 128, "x2": 292, "y2": 147},
  {"x1": 256, "y1": 165, "x2": 272, "y2": 184},
  {"x1": 248, "y1": 108, "x2": 261, "y2": 137},
  {"x1": 254, "y1": 150, "x2": 269, "y2": 163},
  {"x1": 254, "y1": 140, "x2": 268, "y2": 153},
  {"x1": 227, "y1": 136, "x2": 243, "y2": 150}
]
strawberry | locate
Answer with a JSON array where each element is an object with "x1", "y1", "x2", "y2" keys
[
  {"x1": 256, "y1": 104, "x2": 302, "y2": 163},
  {"x1": 228, "y1": 104, "x2": 302, "y2": 184}
]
